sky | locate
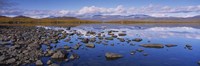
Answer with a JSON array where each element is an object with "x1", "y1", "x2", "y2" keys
[{"x1": 0, "y1": 0, "x2": 200, "y2": 18}]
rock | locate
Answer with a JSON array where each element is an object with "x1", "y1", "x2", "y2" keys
[
  {"x1": 85, "y1": 44, "x2": 95, "y2": 48},
  {"x1": 47, "y1": 60, "x2": 52, "y2": 65},
  {"x1": 112, "y1": 35, "x2": 118, "y2": 38},
  {"x1": 186, "y1": 44, "x2": 192, "y2": 47},
  {"x1": 73, "y1": 43, "x2": 81, "y2": 50},
  {"x1": 185, "y1": 44, "x2": 192, "y2": 50},
  {"x1": 49, "y1": 63, "x2": 59, "y2": 66},
  {"x1": 0, "y1": 55, "x2": 6, "y2": 61},
  {"x1": 140, "y1": 44, "x2": 164, "y2": 48},
  {"x1": 130, "y1": 51, "x2": 136, "y2": 55},
  {"x1": 89, "y1": 38, "x2": 96, "y2": 42},
  {"x1": 82, "y1": 38, "x2": 89, "y2": 43},
  {"x1": 118, "y1": 38, "x2": 125, "y2": 42},
  {"x1": 35, "y1": 60, "x2": 43, "y2": 66},
  {"x1": 118, "y1": 33, "x2": 126, "y2": 36},
  {"x1": 6, "y1": 58, "x2": 16, "y2": 64},
  {"x1": 105, "y1": 37, "x2": 114, "y2": 40},
  {"x1": 65, "y1": 59, "x2": 69, "y2": 62},
  {"x1": 105, "y1": 52, "x2": 123, "y2": 60},
  {"x1": 132, "y1": 38, "x2": 142, "y2": 42},
  {"x1": 69, "y1": 53, "x2": 79, "y2": 60},
  {"x1": 165, "y1": 44, "x2": 177, "y2": 47},
  {"x1": 64, "y1": 45, "x2": 71, "y2": 49},
  {"x1": 198, "y1": 61, "x2": 200, "y2": 65},
  {"x1": 136, "y1": 48, "x2": 144, "y2": 52},
  {"x1": 143, "y1": 53, "x2": 148, "y2": 56},
  {"x1": 51, "y1": 51, "x2": 65, "y2": 59}
]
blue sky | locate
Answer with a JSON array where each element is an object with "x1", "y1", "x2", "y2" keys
[
  {"x1": 1, "y1": 0, "x2": 200, "y2": 18},
  {"x1": 10, "y1": 0, "x2": 200, "y2": 10}
]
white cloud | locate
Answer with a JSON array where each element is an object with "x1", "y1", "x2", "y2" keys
[{"x1": 1, "y1": 4, "x2": 200, "y2": 18}]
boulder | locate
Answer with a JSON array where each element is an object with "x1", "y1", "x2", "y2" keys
[
  {"x1": 132, "y1": 38, "x2": 142, "y2": 42},
  {"x1": 105, "y1": 52, "x2": 123, "y2": 60},
  {"x1": 35, "y1": 60, "x2": 43, "y2": 66},
  {"x1": 85, "y1": 44, "x2": 95, "y2": 48},
  {"x1": 6, "y1": 58, "x2": 16, "y2": 64},
  {"x1": 118, "y1": 33, "x2": 126, "y2": 36},
  {"x1": 140, "y1": 44, "x2": 164, "y2": 48},
  {"x1": 105, "y1": 37, "x2": 114, "y2": 40},
  {"x1": 69, "y1": 53, "x2": 79, "y2": 60},
  {"x1": 165, "y1": 44, "x2": 177, "y2": 47},
  {"x1": 51, "y1": 51, "x2": 65, "y2": 59}
]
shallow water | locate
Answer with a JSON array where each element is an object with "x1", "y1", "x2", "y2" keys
[{"x1": 33, "y1": 24, "x2": 200, "y2": 66}]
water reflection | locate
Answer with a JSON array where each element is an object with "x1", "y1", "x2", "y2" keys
[{"x1": 37, "y1": 24, "x2": 200, "y2": 66}]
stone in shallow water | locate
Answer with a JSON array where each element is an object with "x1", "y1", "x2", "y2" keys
[
  {"x1": 140, "y1": 44, "x2": 164, "y2": 48},
  {"x1": 130, "y1": 51, "x2": 136, "y2": 55},
  {"x1": 198, "y1": 61, "x2": 200, "y2": 65},
  {"x1": 143, "y1": 53, "x2": 148, "y2": 56},
  {"x1": 118, "y1": 33, "x2": 126, "y2": 36},
  {"x1": 105, "y1": 52, "x2": 123, "y2": 60},
  {"x1": 136, "y1": 48, "x2": 144, "y2": 52},
  {"x1": 35, "y1": 60, "x2": 43, "y2": 66},
  {"x1": 64, "y1": 45, "x2": 71, "y2": 49},
  {"x1": 185, "y1": 44, "x2": 192, "y2": 50},
  {"x1": 51, "y1": 50, "x2": 65, "y2": 59},
  {"x1": 85, "y1": 44, "x2": 95, "y2": 48},
  {"x1": 165, "y1": 44, "x2": 177, "y2": 47},
  {"x1": 132, "y1": 38, "x2": 143, "y2": 42},
  {"x1": 69, "y1": 53, "x2": 79, "y2": 60},
  {"x1": 47, "y1": 60, "x2": 52, "y2": 65},
  {"x1": 105, "y1": 37, "x2": 114, "y2": 40}
]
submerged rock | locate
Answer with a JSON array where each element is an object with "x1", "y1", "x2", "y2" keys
[
  {"x1": 69, "y1": 53, "x2": 79, "y2": 60},
  {"x1": 105, "y1": 37, "x2": 114, "y2": 40},
  {"x1": 165, "y1": 44, "x2": 177, "y2": 47},
  {"x1": 105, "y1": 52, "x2": 123, "y2": 60},
  {"x1": 64, "y1": 45, "x2": 71, "y2": 49},
  {"x1": 143, "y1": 53, "x2": 148, "y2": 56},
  {"x1": 185, "y1": 44, "x2": 192, "y2": 50},
  {"x1": 140, "y1": 44, "x2": 164, "y2": 48},
  {"x1": 198, "y1": 61, "x2": 200, "y2": 65},
  {"x1": 130, "y1": 51, "x2": 136, "y2": 55},
  {"x1": 118, "y1": 33, "x2": 126, "y2": 36},
  {"x1": 47, "y1": 60, "x2": 52, "y2": 65},
  {"x1": 132, "y1": 38, "x2": 142, "y2": 42},
  {"x1": 51, "y1": 51, "x2": 65, "y2": 59},
  {"x1": 35, "y1": 60, "x2": 43, "y2": 66},
  {"x1": 73, "y1": 43, "x2": 81, "y2": 50},
  {"x1": 85, "y1": 44, "x2": 95, "y2": 48},
  {"x1": 136, "y1": 48, "x2": 144, "y2": 52}
]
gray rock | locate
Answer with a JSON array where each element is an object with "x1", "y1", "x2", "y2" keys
[
  {"x1": 140, "y1": 44, "x2": 164, "y2": 48},
  {"x1": 35, "y1": 60, "x2": 43, "y2": 66},
  {"x1": 69, "y1": 53, "x2": 79, "y2": 60},
  {"x1": 6, "y1": 58, "x2": 16, "y2": 64},
  {"x1": 85, "y1": 44, "x2": 95, "y2": 48},
  {"x1": 105, "y1": 37, "x2": 114, "y2": 40},
  {"x1": 132, "y1": 38, "x2": 142, "y2": 42},
  {"x1": 105, "y1": 52, "x2": 123, "y2": 59},
  {"x1": 51, "y1": 51, "x2": 65, "y2": 59},
  {"x1": 136, "y1": 48, "x2": 144, "y2": 52},
  {"x1": 47, "y1": 60, "x2": 52, "y2": 65},
  {"x1": 165, "y1": 44, "x2": 177, "y2": 47}
]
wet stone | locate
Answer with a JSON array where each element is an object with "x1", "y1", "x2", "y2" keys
[
  {"x1": 132, "y1": 38, "x2": 143, "y2": 42},
  {"x1": 35, "y1": 60, "x2": 43, "y2": 66},
  {"x1": 130, "y1": 51, "x2": 136, "y2": 55},
  {"x1": 165, "y1": 44, "x2": 177, "y2": 47},
  {"x1": 140, "y1": 44, "x2": 164, "y2": 48},
  {"x1": 85, "y1": 44, "x2": 95, "y2": 48},
  {"x1": 118, "y1": 33, "x2": 126, "y2": 36},
  {"x1": 136, "y1": 48, "x2": 144, "y2": 52},
  {"x1": 51, "y1": 50, "x2": 65, "y2": 59},
  {"x1": 105, "y1": 52, "x2": 123, "y2": 60},
  {"x1": 143, "y1": 53, "x2": 148, "y2": 56},
  {"x1": 105, "y1": 37, "x2": 114, "y2": 40},
  {"x1": 69, "y1": 53, "x2": 79, "y2": 60}
]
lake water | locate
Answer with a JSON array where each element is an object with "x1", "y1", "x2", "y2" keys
[
  {"x1": 33, "y1": 24, "x2": 200, "y2": 66},
  {"x1": 1, "y1": 23, "x2": 199, "y2": 66}
]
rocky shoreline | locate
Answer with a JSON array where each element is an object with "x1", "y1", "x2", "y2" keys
[{"x1": 0, "y1": 26, "x2": 198, "y2": 66}]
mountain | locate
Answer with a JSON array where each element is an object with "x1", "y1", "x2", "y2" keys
[
  {"x1": 46, "y1": 16, "x2": 79, "y2": 20},
  {"x1": 80, "y1": 14, "x2": 200, "y2": 21}
]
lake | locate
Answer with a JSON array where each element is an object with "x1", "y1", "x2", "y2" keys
[{"x1": 0, "y1": 23, "x2": 200, "y2": 66}]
